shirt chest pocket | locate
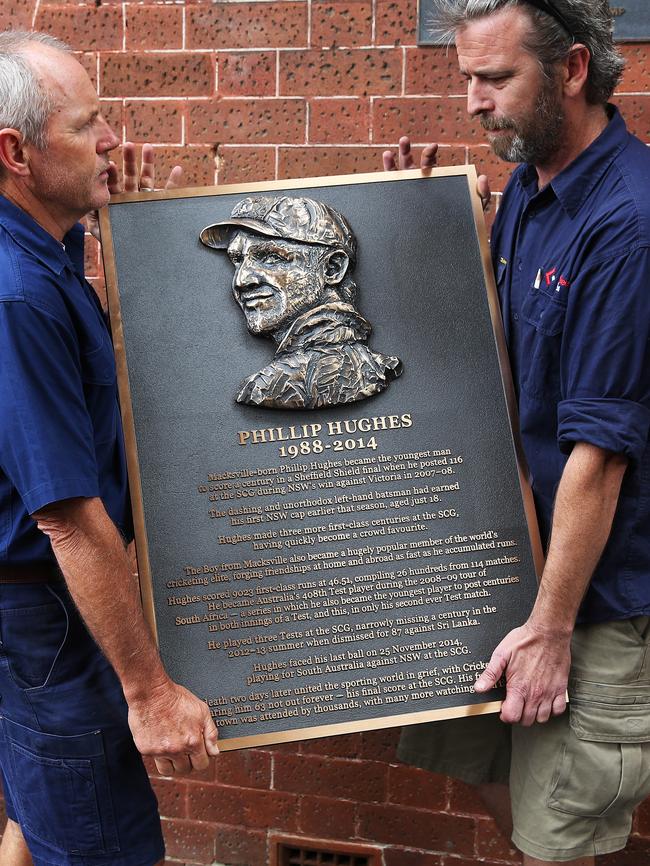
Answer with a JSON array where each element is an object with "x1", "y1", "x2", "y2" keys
[
  {"x1": 81, "y1": 335, "x2": 116, "y2": 386},
  {"x1": 80, "y1": 333, "x2": 118, "y2": 446},
  {"x1": 519, "y1": 286, "x2": 568, "y2": 399}
]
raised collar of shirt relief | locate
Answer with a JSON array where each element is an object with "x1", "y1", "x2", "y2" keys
[{"x1": 276, "y1": 302, "x2": 371, "y2": 354}]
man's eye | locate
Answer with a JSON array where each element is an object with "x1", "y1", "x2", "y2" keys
[{"x1": 260, "y1": 253, "x2": 286, "y2": 264}]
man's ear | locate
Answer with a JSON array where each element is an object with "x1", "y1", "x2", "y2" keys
[
  {"x1": 0, "y1": 129, "x2": 31, "y2": 178},
  {"x1": 322, "y1": 249, "x2": 349, "y2": 285},
  {"x1": 563, "y1": 43, "x2": 590, "y2": 98}
]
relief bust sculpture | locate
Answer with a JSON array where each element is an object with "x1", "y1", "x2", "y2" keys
[{"x1": 200, "y1": 194, "x2": 402, "y2": 410}]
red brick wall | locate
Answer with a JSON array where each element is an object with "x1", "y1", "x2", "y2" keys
[{"x1": 3, "y1": 3, "x2": 649, "y2": 864}]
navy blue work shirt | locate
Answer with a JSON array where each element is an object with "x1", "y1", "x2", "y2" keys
[
  {"x1": 0, "y1": 195, "x2": 132, "y2": 568},
  {"x1": 492, "y1": 106, "x2": 650, "y2": 623}
]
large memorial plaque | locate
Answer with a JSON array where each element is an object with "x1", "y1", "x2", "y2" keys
[
  {"x1": 418, "y1": 0, "x2": 649, "y2": 43},
  {"x1": 100, "y1": 168, "x2": 543, "y2": 749}
]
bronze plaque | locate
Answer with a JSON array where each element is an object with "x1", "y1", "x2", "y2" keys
[{"x1": 100, "y1": 168, "x2": 543, "y2": 750}]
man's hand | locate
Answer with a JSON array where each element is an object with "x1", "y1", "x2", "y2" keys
[
  {"x1": 474, "y1": 621, "x2": 571, "y2": 725},
  {"x1": 34, "y1": 497, "x2": 219, "y2": 777},
  {"x1": 473, "y1": 444, "x2": 628, "y2": 728},
  {"x1": 107, "y1": 141, "x2": 183, "y2": 195},
  {"x1": 382, "y1": 134, "x2": 492, "y2": 213},
  {"x1": 86, "y1": 142, "x2": 183, "y2": 240},
  {"x1": 382, "y1": 135, "x2": 439, "y2": 172},
  {"x1": 128, "y1": 678, "x2": 220, "y2": 775}
]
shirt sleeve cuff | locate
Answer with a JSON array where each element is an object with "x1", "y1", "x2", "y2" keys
[
  {"x1": 22, "y1": 478, "x2": 101, "y2": 516},
  {"x1": 557, "y1": 397, "x2": 650, "y2": 463}
]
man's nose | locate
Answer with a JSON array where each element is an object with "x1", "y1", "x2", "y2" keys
[
  {"x1": 96, "y1": 118, "x2": 120, "y2": 154},
  {"x1": 467, "y1": 80, "x2": 495, "y2": 117}
]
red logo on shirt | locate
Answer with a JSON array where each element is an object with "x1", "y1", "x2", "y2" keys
[{"x1": 545, "y1": 267, "x2": 557, "y2": 286}]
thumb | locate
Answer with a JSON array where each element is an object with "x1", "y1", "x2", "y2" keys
[
  {"x1": 165, "y1": 165, "x2": 184, "y2": 190},
  {"x1": 203, "y1": 712, "x2": 220, "y2": 756},
  {"x1": 477, "y1": 173, "x2": 492, "y2": 212},
  {"x1": 107, "y1": 161, "x2": 121, "y2": 194},
  {"x1": 474, "y1": 648, "x2": 508, "y2": 693}
]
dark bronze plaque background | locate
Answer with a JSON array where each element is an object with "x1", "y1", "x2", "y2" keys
[
  {"x1": 101, "y1": 169, "x2": 542, "y2": 749},
  {"x1": 418, "y1": 1, "x2": 649, "y2": 43}
]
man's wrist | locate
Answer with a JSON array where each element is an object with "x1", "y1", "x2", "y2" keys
[
  {"x1": 526, "y1": 611, "x2": 574, "y2": 640},
  {"x1": 122, "y1": 666, "x2": 171, "y2": 705}
]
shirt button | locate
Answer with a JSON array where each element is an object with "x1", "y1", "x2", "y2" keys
[
  {"x1": 513, "y1": 313, "x2": 519, "y2": 321},
  {"x1": 517, "y1": 262, "x2": 523, "y2": 271}
]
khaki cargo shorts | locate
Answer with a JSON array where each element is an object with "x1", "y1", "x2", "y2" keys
[
  {"x1": 399, "y1": 617, "x2": 650, "y2": 862},
  {"x1": 511, "y1": 616, "x2": 650, "y2": 861}
]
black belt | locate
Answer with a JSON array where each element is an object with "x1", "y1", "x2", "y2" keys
[{"x1": 0, "y1": 564, "x2": 63, "y2": 583}]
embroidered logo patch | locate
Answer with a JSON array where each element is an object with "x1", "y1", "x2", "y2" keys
[{"x1": 535, "y1": 266, "x2": 571, "y2": 292}]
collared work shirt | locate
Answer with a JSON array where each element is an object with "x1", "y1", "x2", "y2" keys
[
  {"x1": 0, "y1": 195, "x2": 131, "y2": 568},
  {"x1": 492, "y1": 107, "x2": 650, "y2": 623}
]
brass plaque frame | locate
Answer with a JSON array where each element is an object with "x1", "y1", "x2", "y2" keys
[{"x1": 100, "y1": 167, "x2": 543, "y2": 750}]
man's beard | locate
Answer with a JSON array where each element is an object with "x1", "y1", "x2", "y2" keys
[{"x1": 481, "y1": 77, "x2": 566, "y2": 165}]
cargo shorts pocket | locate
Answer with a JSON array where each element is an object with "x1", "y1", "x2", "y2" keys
[
  {"x1": 0, "y1": 590, "x2": 68, "y2": 690},
  {"x1": 2, "y1": 715, "x2": 120, "y2": 855},
  {"x1": 547, "y1": 682, "x2": 650, "y2": 819}
]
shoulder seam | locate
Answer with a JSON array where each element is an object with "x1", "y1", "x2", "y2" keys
[
  {"x1": 0, "y1": 294, "x2": 77, "y2": 332},
  {"x1": 586, "y1": 240, "x2": 650, "y2": 270}
]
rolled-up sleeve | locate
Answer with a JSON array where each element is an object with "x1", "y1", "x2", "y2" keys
[{"x1": 557, "y1": 245, "x2": 650, "y2": 462}]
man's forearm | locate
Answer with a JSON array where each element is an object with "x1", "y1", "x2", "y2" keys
[
  {"x1": 529, "y1": 441, "x2": 628, "y2": 635},
  {"x1": 475, "y1": 441, "x2": 628, "y2": 723},
  {"x1": 33, "y1": 495, "x2": 220, "y2": 773},
  {"x1": 33, "y1": 496, "x2": 169, "y2": 701}
]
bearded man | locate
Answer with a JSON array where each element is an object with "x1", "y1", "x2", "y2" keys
[{"x1": 384, "y1": 2, "x2": 650, "y2": 864}]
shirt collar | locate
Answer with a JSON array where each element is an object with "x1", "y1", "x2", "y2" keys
[
  {"x1": 0, "y1": 194, "x2": 85, "y2": 278},
  {"x1": 277, "y1": 302, "x2": 370, "y2": 353},
  {"x1": 517, "y1": 105, "x2": 630, "y2": 217}
]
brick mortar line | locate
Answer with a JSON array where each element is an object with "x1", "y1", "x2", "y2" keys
[
  {"x1": 30, "y1": 0, "x2": 41, "y2": 29},
  {"x1": 100, "y1": 92, "x2": 478, "y2": 101},
  {"x1": 234, "y1": 143, "x2": 480, "y2": 148},
  {"x1": 309, "y1": 95, "x2": 371, "y2": 100},
  {"x1": 135, "y1": 96, "x2": 307, "y2": 101},
  {"x1": 114, "y1": 97, "x2": 187, "y2": 102},
  {"x1": 307, "y1": 0, "x2": 312, "y2": 49},
  {"x1": 92, "y1": 46, "x2": 424, "y2": 54},
  {"x1": 176, "y1": 95, "x2": 475, "y2": 101}
]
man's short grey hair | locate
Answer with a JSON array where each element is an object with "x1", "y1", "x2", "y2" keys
[
  {"x1": 0, "y1": 30, "x2": 72, "y2": 150},
  {"x1": 431, "y1": 0, "x2": 624, "y2": 105}
]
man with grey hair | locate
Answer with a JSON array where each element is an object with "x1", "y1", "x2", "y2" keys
[
  {"x1": 385, "y1": 2, "x2": 650, "y2": 864},
  {"x1": 0, "y1": 30, "x2": 218, "y2": 866}
]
